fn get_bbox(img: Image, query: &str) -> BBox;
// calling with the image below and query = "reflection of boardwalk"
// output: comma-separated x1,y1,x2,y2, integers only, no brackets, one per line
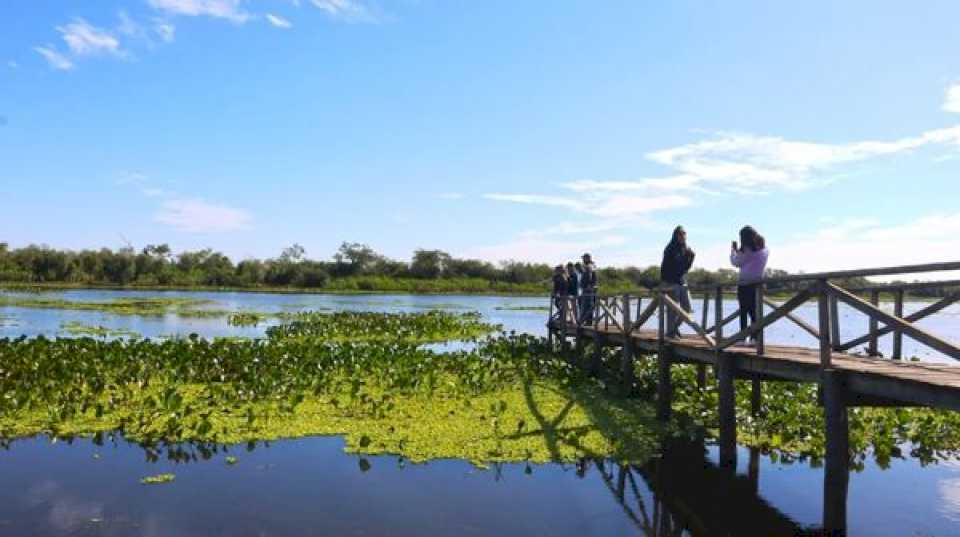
591,438,805,536
549,261,960,535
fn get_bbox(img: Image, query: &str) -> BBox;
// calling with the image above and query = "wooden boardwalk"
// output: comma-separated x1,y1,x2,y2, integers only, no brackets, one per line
561,324,960,411
547,261,960,535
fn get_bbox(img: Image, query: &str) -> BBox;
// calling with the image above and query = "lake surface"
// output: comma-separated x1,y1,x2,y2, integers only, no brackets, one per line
1,289,959,536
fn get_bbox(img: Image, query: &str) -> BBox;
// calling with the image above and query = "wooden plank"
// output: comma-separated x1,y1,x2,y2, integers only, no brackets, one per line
839,291,959,350
893,289,904,360
763,298,820,339
868,290,879,356
706,309,741,334
755,286,765,355
818,282,832,369
715,287,724,341
719,287,814,350
829,293,840,351
829,282,960,362
632,296,660,331
701,293,709,333
661,293,716,348
621,294,635,391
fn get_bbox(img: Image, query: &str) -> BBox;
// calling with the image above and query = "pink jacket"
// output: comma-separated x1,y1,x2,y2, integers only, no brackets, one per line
731,248,769,284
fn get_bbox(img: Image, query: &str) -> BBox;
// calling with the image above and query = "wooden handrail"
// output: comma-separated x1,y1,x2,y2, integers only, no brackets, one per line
718,286,815,350
836,291,960,352
827,283,960,361
548,262,960,365
661,293,716,347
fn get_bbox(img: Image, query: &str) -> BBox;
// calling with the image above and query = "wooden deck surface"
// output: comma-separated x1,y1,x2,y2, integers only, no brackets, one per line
557,322,960,411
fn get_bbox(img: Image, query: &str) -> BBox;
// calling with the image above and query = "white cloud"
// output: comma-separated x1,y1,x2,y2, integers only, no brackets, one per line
484,192,692,218
34,46,74,70
7,60,18,69
117,11,142,38
155,198,252,233
484,194,584,211
461,235,628,264
310,0,376,22
945,83,960,114
643,127,960,194
266,14,293,28
153,20,177,42
148,0,251,23
681,213,960,280
56,18,124,57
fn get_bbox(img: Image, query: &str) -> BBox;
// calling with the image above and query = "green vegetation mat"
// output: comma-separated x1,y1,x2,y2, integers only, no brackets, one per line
0,310,957,469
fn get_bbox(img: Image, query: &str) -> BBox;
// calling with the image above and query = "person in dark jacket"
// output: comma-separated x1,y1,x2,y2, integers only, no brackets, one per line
580,253,598,324
564,262,580,323
660,226,695,338
551,265,568,320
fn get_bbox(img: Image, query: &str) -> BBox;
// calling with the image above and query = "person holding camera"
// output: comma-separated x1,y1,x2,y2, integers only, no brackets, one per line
730,226,769,345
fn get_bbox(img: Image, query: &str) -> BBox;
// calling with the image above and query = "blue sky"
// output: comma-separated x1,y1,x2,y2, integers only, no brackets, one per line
3,0,960,273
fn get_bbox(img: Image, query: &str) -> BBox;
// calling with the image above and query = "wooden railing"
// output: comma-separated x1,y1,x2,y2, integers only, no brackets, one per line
548,261,960,366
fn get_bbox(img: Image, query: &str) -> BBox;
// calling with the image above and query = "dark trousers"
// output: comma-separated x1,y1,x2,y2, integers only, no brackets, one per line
738,284,760,336
580,294,595,324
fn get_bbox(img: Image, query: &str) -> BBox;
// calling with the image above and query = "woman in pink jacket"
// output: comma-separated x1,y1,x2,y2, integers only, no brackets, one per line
730,226,769,345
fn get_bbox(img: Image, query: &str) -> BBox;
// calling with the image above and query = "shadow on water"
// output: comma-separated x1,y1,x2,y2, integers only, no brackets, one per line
514,378,825,536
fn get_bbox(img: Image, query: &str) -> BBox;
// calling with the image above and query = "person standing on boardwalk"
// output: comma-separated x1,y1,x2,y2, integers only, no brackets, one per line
565,262,580,323
580,253,598,324
731,226,769,345
661,226,695,338
551,265,568,321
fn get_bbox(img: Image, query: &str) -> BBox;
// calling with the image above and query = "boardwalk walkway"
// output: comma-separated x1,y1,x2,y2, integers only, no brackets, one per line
546,261,960,535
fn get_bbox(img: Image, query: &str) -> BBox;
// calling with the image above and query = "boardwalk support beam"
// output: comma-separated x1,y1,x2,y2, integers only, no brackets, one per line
822,369,849,534
657,345,674,421
717,354,737,469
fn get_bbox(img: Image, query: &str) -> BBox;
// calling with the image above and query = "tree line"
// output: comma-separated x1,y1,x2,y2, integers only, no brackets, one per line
0,241,909,295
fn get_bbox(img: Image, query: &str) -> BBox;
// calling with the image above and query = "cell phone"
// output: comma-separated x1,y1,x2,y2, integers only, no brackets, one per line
732,241,738,249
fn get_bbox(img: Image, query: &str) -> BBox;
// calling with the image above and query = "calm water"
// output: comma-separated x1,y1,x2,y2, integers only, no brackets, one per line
1,289,959,536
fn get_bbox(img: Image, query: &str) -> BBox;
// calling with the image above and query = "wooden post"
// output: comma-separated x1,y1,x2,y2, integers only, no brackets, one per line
755,285,764,355
818,280,833,369
717,353,737,469
701,292,709,331
621,294,635,392
575,325,585,368
748,447,760,494
715,286,724,343
658,289,666,343
751,376,762,416
697,294,707,399
657,345,673,420
893,289,904,360
868,290,880,356
822,369,850,535
591,334,603,376
830,293,841,351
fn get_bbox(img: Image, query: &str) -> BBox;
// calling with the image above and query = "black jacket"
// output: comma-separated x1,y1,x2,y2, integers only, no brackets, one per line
660,241,695,285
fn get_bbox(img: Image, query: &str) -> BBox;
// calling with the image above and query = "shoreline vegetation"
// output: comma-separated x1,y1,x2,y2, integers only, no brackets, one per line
5,241,952,299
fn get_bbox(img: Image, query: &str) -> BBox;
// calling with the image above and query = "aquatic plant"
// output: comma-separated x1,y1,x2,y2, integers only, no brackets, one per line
227,312,268,327
265,311,499,343
0,296,214,316
140,473,175,485
0,311,958,468
60,321,139,339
